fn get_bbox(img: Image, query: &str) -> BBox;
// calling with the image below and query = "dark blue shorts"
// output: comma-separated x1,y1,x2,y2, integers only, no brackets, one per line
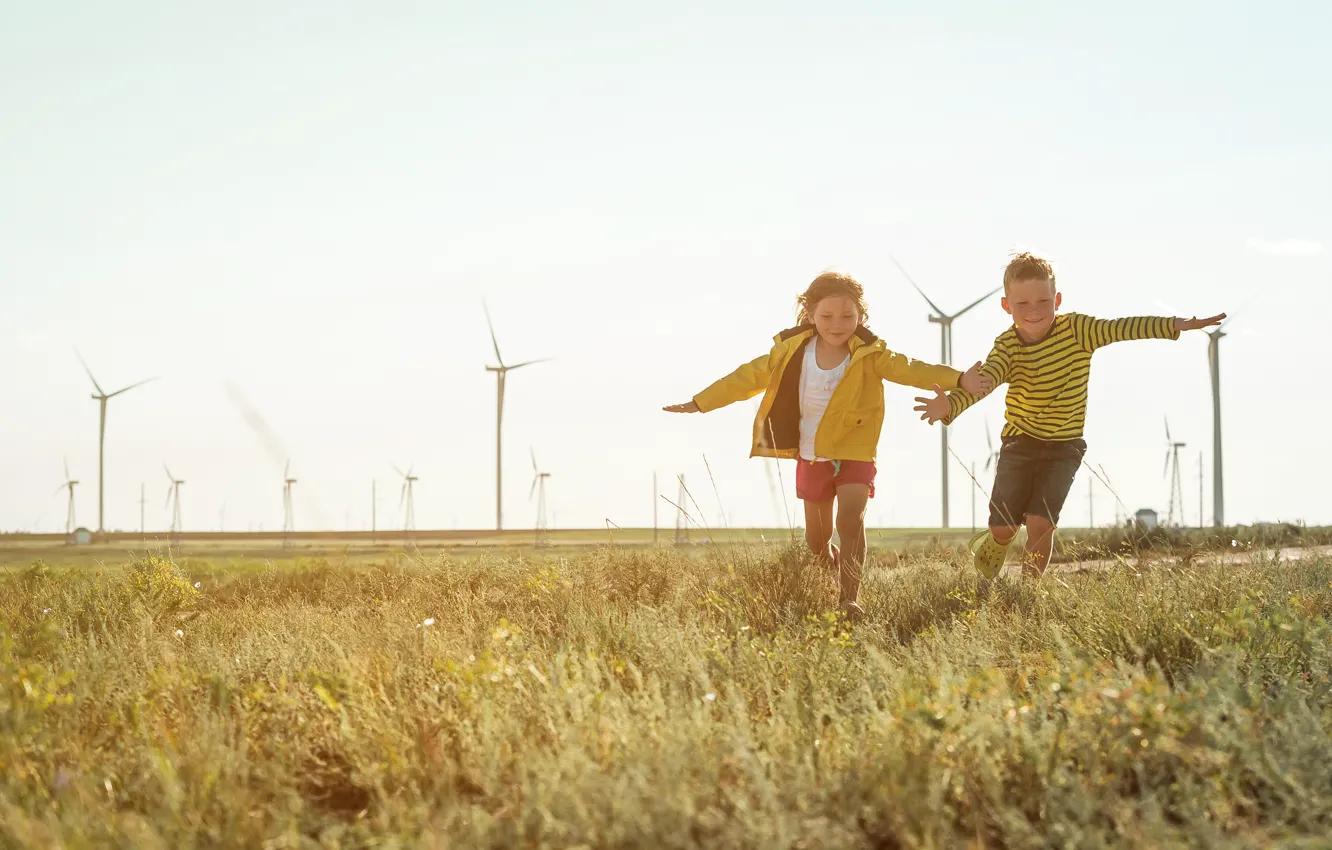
989,435,1086,528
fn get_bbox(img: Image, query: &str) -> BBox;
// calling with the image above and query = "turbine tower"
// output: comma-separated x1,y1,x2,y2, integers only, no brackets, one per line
1206,323,1225,527
77,352,155,533
483,301,550,531
282,460,297,547
395,466,417,535
164,464,184,538
529,449,552,548
890,256,1000,528
57,459,78,535
1162,419,1186,527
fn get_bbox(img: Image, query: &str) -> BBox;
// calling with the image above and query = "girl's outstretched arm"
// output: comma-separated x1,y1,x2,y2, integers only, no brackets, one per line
669,352,773,415
873,348,963,391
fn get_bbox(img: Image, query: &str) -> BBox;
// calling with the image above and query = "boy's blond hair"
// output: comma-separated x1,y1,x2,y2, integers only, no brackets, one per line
1003,252,1056,293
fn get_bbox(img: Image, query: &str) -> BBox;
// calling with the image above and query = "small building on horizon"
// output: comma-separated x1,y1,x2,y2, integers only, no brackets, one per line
1133,509,1159,531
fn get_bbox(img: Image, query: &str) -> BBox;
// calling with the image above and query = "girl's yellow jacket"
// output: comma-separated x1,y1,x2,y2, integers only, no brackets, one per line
692,325,962,462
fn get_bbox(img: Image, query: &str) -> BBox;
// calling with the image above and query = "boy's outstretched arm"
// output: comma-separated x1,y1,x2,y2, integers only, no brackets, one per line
1069,312,1225,350
664,352,772,414
914,347,1009,425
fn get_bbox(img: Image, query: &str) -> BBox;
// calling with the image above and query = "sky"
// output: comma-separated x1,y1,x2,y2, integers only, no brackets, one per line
2,0,1329,534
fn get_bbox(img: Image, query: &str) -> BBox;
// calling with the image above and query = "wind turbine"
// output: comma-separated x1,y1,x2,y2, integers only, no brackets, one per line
1206,321,1226,527
282,460,297,547
164,464,184,537
56,459,78,535
77,352,155,533
1162,419,1186,527
483,301,550,531
890,256,1001,528
529,449,551,547
395,466,417,534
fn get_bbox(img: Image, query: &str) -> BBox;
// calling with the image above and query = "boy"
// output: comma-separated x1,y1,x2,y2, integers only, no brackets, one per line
912,252,1224,577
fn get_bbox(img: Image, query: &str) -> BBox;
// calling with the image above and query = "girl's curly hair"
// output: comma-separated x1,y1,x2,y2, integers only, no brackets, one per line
795,272,869,325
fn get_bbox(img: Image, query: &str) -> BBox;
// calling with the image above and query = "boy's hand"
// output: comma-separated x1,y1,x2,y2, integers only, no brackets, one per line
1176,313,1226,332
663,401,700,413
959,361,993,396
913,385,950,425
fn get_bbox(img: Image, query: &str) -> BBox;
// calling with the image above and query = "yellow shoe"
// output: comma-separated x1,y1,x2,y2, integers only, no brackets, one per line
969,531,1009,580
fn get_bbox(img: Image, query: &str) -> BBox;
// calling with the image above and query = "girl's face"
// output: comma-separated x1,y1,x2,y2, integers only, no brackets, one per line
811,295,861,346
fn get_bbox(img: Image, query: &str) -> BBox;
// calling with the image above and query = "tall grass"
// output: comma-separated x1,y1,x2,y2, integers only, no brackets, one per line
3,545,1331,848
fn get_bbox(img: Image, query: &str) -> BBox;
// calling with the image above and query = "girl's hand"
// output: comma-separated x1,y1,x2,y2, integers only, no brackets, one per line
913,385,950,425
1176,313,1226,332
959,361,993,396
663,401,700,413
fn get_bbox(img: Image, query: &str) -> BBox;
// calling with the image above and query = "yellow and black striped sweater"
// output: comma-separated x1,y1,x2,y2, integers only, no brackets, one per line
944,313,1179,441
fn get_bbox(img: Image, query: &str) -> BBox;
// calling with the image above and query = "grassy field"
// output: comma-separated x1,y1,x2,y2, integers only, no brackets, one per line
3,544,1332,848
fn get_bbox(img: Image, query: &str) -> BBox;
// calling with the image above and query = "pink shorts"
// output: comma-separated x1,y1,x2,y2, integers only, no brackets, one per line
795,459,877,502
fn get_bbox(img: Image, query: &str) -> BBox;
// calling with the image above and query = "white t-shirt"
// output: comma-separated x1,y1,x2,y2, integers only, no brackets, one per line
799,340,849,461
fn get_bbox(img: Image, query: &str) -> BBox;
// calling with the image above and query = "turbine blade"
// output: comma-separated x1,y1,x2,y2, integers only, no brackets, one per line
951,286,1003,319
284,459,290,480
64,456,70,481
393,465,406,479
399,482,406,507
75,349,106,396
530,476,538,500
985,424,994,454
222,380,290,469
164,463,173,481
107,377,157,398
1164,417,1171,443
482,300,505,367
1162,451,1171,479
531,447,538,473
888,254,946,317
506,357,552,371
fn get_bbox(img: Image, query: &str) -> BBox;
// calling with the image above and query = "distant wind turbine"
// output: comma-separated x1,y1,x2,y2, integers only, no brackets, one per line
483,301,550,531
77,351,155,533
56,458,78,535
164,464,185,537
890,256,1000,528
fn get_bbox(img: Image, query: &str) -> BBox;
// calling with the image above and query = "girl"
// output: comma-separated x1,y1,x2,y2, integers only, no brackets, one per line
664,272,992,619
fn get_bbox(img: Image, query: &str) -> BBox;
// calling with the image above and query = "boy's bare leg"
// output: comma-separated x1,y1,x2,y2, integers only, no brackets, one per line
990,525,1021,547
1021,514,1056,576
803,499,835,570
834,484,870,606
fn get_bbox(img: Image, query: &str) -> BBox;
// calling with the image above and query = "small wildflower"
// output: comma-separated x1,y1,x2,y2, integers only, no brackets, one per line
175,629,184,638
704,692,716,702
1101,688,1120,699
43,608,51,615
194,582,201,589
417,617,435,628
1020,706,1030,715
1050,683,1061,693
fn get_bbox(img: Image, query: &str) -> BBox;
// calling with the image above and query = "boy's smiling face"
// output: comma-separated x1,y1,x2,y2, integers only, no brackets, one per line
1002,275,1062,342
